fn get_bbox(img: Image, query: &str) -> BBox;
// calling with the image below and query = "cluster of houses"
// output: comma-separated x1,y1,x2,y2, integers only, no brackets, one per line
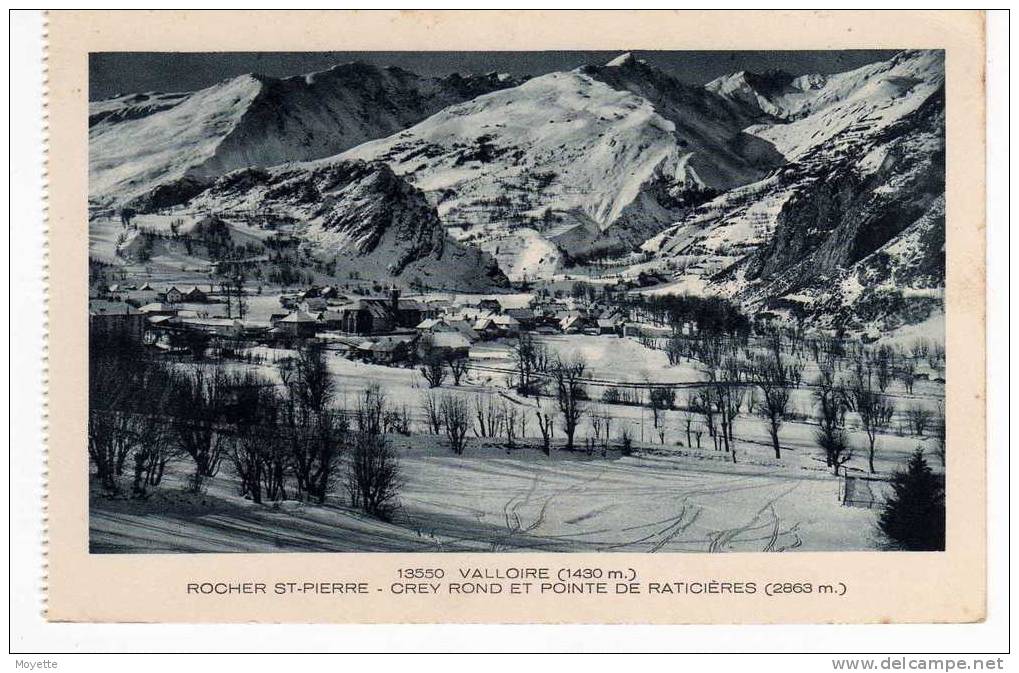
90,281,644,366
89,299,261,343
275,287,427,337
97,281,212,305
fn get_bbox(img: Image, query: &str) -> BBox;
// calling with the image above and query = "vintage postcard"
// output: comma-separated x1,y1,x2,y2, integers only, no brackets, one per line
45,10,986,623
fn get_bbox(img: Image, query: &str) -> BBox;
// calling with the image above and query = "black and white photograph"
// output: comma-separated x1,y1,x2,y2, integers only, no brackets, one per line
87,48,948,555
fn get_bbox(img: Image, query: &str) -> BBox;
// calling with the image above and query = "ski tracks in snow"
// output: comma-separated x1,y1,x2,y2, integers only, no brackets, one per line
706,481,803,552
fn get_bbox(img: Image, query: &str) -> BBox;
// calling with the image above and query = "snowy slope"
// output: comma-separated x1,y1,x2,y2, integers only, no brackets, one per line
340,55,776,279
709,50,945,160
646,50,945,332
89,90,191,128
184,160,509,291
89,63,519,207
706,70,802,119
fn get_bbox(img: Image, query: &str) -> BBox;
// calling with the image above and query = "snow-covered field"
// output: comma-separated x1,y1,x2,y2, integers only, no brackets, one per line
90,334,943,554
87,48,947,555
91,437,883,554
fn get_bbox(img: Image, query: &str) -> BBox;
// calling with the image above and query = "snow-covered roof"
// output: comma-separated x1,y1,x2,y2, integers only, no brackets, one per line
138,302,176,313
359,336,412,352
397,299,425,311
280,310,317,323
180,318,241,328
428,332,471,350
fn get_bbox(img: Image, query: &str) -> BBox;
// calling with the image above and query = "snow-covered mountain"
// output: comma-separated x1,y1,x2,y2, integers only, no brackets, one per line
183,160,509,291
89,90,191,128
339,54,781,280
646,50,945,332
89,50,946,331
707,50,944,159
89,63,519,207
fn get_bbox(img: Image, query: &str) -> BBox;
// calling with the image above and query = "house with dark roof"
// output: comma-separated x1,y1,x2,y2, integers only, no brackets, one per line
477,298,503,313
395,297,428,328
89,300,147,340
328,290,424,335
504,307,536,328
300,297,328,313
163,286,184,304
331,299,394,335
183,286,209,303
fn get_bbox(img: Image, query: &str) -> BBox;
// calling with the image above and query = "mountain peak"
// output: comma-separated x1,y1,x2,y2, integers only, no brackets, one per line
605,52,643,68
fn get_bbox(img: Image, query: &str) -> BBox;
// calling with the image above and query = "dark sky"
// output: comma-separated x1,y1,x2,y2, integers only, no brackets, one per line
89,50,901,100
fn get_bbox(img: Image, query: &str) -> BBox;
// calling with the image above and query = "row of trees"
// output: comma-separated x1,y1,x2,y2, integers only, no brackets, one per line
418,352,591,456
411,331,941,473
624,293,752,337
419,350,469,388
89,332,404,520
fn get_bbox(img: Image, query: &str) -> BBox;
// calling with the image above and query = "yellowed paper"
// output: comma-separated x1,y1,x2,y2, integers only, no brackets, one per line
48,10,985,623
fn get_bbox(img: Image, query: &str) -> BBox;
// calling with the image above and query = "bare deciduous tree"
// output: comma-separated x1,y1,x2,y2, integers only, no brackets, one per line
346,386,402,520
448,356,469,386
503,402,520,448
534,397,556,456
618,425,634,456
421,391,443,435
552,355,587,451
848,373,895,473
907,405,933,437
899,360,916,394
279,344,344,503
440,393,471,455
755,353,791,459
647,386,675,429
473,394,505,438
171,368,227,491
509,333,550,396
815,425,853,476
814,365,847,469
419,352,447,388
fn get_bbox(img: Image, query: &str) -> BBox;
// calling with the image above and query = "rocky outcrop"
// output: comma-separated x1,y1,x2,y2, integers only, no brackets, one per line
191,159,510,291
